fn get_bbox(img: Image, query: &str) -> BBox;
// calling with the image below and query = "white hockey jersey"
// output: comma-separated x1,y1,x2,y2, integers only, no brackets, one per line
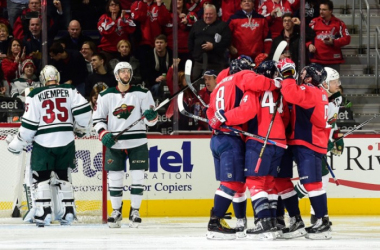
327,91,343,140
20,84,92,147
93,86,157,149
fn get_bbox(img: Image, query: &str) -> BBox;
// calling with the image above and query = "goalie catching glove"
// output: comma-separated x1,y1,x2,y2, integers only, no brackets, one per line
8,133,28,154
209,110,227,130
73,122,90,138
99,129,116,148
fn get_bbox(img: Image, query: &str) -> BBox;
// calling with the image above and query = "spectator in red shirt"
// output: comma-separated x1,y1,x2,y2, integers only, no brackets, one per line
307,0,350,72
229,0,272,60
97,0,136,60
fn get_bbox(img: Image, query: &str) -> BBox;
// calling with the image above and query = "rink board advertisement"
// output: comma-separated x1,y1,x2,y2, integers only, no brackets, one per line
1,134,380,216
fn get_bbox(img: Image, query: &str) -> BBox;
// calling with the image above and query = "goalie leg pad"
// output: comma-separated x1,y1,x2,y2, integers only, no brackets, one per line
108,171,124,209
51,178,76,225
34,180,52,227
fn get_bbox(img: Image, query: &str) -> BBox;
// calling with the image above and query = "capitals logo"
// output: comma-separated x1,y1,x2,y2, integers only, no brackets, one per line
113,104,134,119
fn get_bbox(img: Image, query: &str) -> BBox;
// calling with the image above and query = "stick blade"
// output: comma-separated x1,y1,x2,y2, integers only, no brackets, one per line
185,60,192,84
177,92,185,113
273,40,287,62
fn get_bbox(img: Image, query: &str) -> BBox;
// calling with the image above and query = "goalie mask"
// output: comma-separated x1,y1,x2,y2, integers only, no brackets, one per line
39,65,60,86
301,63,327,87
114,62,133,85
255,60,279,79
229,55,255,75
322,67,341,94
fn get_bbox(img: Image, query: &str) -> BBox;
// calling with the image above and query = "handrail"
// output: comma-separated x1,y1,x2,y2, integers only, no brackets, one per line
351,0,356,33
376,26,380,93
359,0,371,73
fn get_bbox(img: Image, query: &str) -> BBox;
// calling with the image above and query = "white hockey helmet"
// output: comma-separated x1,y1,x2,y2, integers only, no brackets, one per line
39,65,60,86
114,62,133,85
323,67,341,94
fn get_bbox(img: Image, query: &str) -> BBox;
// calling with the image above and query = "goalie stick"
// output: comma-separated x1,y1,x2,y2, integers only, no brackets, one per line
322,156,340,186
184,60,209,108
254,41,287,172
113,76,203,141
177,92,287,149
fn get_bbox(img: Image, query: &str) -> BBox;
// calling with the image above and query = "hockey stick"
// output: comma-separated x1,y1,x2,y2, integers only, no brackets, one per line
273,40,288,62
254,41,287,172
335,113,379,142
254,95,282,173
177,92,287,149
322,156,340,186
184,59,209,107
113,77,203,141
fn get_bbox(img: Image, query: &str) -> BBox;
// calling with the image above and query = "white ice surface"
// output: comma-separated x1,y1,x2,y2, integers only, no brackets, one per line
1,216,380,249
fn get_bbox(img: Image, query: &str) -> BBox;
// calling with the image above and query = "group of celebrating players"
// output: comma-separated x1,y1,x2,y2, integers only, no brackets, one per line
6,51,343,240
205,55,343,240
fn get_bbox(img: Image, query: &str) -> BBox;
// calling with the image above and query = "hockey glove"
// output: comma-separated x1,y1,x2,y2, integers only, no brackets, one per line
99,130,116,148
327,140,334,152
331,139,344,156
209,109,226,130
277,58,296,79
7,133,28,154
143,108,158,122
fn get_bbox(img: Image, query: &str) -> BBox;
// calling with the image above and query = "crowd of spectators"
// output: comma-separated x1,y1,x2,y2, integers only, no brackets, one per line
0,0,351,132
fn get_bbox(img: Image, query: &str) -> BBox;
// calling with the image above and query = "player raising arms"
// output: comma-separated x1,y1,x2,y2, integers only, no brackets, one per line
93,62,158,228
8,65,92,227
277,60,332,240
206,55,280,239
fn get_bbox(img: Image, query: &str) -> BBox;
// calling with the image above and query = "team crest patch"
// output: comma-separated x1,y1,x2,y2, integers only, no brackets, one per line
113,104,135,119
107,159,114,165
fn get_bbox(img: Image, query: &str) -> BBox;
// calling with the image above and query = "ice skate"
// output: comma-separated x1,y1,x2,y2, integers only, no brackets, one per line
60,206,75,226
305,217,332,240
272,216,286,238
35,207,52,227
246,218,276,240
129,207,142,228
235,217,247,238
108,207,122,228
311,214,332,226
281,215,307,239
206,208,236,240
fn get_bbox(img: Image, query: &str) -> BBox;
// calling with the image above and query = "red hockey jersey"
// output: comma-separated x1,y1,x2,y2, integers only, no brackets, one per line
281,78,330,154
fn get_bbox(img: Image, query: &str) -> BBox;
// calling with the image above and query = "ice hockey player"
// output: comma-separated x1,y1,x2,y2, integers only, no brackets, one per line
277,60,332,240
294,67,343,224
92,62,158,228
7,65,92,227
206,55,280,239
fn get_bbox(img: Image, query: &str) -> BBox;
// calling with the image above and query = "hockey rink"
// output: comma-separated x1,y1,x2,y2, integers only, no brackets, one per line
1,216,380,249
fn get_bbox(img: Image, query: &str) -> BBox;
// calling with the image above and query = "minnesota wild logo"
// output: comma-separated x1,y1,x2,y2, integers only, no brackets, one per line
113,104,135,119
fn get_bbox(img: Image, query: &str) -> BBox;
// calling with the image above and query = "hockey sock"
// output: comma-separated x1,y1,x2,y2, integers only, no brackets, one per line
213,185,235,218
268,193,278,218
130,170,145,209
276,196,285,217
108,171,123,209
232,192,247,219
280,191,300,217
309,193,328,219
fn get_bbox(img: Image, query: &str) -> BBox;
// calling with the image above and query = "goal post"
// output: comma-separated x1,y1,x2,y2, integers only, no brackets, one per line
0,123,108,223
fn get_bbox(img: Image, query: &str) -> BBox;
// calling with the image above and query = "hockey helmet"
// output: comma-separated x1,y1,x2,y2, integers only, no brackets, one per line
255,60,279,79
229,55,255,75
322,67,341,94
301,63,327,86
39,65,60,86
114,62,133,85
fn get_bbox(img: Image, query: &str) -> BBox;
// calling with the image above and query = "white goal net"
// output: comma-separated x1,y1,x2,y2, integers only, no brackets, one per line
0,124,107,223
